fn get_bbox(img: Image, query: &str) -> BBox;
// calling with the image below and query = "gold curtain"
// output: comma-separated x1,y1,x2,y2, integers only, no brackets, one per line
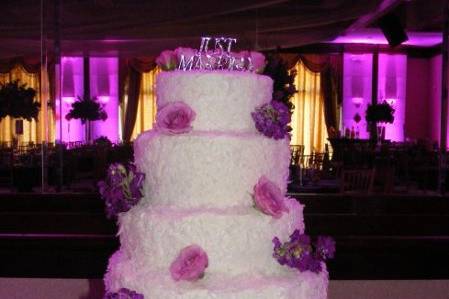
290,61,328,155
0,65,45,144
128,68,159,140
40,65,55,143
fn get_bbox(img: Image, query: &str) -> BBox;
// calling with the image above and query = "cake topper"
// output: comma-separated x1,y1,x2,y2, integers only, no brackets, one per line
178,36,255,72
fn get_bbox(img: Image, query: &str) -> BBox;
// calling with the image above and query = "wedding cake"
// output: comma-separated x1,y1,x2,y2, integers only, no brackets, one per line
103,40,332,299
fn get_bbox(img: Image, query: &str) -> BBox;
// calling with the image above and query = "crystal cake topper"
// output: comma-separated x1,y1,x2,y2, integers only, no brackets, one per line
156,37,266,73
177,37,254,72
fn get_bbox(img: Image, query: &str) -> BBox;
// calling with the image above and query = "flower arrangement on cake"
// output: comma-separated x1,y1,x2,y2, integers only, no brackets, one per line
273,230,335,273
155,101,196,134
104,288,144,299
251,101,291,140
170,245,209,281
98,163,145,219
252,175,289,218
263,53,297,114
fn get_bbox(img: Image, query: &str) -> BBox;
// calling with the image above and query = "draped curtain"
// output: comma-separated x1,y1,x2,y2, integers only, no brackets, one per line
130,68,159,140
291,61,327,155
281,53,342,154
119,57,157,142
0,65,40,144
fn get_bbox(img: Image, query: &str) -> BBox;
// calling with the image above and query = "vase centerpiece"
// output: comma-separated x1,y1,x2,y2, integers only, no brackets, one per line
65,95,108,143
365,101,394,143
0,80,40,140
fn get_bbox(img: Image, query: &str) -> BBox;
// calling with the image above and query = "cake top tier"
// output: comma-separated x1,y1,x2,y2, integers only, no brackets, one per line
156,70,273,132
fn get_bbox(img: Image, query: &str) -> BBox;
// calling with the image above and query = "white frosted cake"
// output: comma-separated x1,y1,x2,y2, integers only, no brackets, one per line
104,70,329,298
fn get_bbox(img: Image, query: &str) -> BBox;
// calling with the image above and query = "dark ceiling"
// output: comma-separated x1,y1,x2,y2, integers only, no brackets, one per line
0,0,445,58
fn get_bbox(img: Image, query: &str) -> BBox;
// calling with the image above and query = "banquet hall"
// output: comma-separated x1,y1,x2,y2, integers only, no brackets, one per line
0,0,448,298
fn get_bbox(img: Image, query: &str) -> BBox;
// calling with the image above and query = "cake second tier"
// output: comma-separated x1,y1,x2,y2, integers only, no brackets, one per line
134,130,291,208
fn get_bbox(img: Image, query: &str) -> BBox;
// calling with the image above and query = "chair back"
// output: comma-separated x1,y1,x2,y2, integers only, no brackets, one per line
340,168,375,193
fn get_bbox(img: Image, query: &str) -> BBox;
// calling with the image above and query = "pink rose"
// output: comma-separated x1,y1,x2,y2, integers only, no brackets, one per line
156,50,177,71
174,47,197,60
155,101,196,134
174,47,197,69
253,176,289,218
170,245,209,282
249,51,266,73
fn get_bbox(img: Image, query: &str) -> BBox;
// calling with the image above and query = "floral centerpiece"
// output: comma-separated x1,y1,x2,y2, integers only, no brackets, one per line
94,136,113,147
0,80,40,121
365,102,394,123
365,102,394,141
98,163,145,219
66,95,107,143
65,95,107,123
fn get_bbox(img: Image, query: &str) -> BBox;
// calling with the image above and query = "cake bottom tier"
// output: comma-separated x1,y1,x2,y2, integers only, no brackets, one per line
105,251,328,299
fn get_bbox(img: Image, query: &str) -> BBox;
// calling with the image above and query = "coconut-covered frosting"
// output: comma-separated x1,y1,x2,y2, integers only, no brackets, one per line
133,130,290,208
105,70,328,299
156,71,272,133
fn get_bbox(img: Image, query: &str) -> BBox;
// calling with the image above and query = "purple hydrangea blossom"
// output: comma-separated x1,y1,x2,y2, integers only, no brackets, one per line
272,229,335,273
104,288,144,299
316,236,336,260
98,163,145,219
251,101,291,140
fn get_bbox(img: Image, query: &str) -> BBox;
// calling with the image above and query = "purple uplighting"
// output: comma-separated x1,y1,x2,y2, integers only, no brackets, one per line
56,57,119,144
56,57,85,143
332,29,442,47
378,54,407,141
343,53,373,139
351,97,364,107
90,57,119,143
98,95,110,104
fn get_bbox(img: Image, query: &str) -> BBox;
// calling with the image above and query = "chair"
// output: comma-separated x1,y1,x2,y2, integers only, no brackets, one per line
290,145,304,166
0,148,14,190
340,168,375,193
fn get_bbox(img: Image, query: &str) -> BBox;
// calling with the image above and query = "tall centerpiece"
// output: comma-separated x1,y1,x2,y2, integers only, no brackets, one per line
365,101,394,142
65,95,107,143
0,80,40,142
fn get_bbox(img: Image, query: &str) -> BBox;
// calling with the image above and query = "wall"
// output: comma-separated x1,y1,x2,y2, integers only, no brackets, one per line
405,57,431,141
89,57,119,143
55,57,85,143
342,53,373,139
430,54,442,145
377,54,407,141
